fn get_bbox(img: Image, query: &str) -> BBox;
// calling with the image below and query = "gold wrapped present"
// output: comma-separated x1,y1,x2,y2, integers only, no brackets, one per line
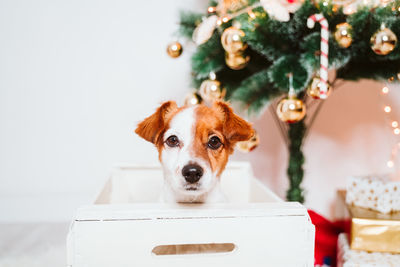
336,190,400,254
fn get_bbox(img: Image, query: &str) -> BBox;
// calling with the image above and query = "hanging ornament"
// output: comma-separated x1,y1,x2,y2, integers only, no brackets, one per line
217,0,249,15
192,15,219,45
307,76,332,99
221,26,247,54
307,13,330,99
370,24,398,55
334,22,353,48
221,25,250,69
276,74,306,123
225,52,250,70
276,96,306,123
166,41,183,58
236,130,260,152
184,91,202,106
199,73,226,103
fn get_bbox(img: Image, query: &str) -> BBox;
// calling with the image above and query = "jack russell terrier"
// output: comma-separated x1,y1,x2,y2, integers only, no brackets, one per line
135,101,254,203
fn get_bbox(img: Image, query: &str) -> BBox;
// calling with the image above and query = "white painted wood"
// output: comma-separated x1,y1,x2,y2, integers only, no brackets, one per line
68,162,315,267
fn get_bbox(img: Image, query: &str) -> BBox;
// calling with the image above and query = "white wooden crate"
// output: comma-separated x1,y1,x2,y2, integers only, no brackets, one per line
67,162,315,267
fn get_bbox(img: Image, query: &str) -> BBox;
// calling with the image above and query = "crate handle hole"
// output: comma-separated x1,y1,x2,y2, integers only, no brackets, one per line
152,243,236,256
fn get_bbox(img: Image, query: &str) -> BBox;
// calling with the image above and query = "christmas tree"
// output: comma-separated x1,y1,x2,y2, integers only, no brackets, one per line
169,0,400,202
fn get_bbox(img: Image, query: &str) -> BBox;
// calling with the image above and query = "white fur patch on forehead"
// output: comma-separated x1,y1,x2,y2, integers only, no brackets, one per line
164,106,196,145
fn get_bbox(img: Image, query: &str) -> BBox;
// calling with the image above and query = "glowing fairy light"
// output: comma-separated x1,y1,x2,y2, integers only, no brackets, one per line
248,9,256,19
384,106,392,113
382,86,389,94
207,6,216,13
392,121,399,128
387,160,394,168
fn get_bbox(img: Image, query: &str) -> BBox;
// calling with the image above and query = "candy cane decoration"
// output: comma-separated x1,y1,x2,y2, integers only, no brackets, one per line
307,13,329,99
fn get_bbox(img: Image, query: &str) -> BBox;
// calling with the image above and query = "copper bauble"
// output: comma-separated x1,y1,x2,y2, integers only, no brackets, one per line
276,96,306,123
370,26,397,55
218,0,249,13
166,42,183,58
221,26,247,54
199,79,226,102
334,22,353,48
225,52,250,70
184,91,202,106
307,77,332,99
236,131,260,152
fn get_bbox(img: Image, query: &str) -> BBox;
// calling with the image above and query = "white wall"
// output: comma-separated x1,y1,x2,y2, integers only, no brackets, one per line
1,0,399,222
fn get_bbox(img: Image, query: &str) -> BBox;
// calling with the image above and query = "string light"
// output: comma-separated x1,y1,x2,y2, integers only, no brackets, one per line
207,6,217,13
248,9,256,19
381,84,399,170
387,160,394,168
382,86,389,94
222,16,229,23
217,15,230,25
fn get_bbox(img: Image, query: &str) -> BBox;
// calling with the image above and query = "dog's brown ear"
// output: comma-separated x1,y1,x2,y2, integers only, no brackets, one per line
135,101,178,144
213,101,254,144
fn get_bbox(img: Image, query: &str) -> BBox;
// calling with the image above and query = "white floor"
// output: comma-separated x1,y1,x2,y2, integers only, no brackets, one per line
0,223,68,267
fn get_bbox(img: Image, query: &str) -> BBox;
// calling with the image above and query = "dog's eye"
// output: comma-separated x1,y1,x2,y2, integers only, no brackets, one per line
166,135,180,147
208,136,222,150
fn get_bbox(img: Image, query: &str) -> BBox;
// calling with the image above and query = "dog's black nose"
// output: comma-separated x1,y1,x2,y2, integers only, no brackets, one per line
182,164,203,183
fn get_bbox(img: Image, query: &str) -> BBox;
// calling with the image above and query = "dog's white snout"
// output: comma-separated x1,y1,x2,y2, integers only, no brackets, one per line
181,163,203,184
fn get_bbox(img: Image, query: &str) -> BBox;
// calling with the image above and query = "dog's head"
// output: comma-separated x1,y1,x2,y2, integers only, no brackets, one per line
135,101,254,202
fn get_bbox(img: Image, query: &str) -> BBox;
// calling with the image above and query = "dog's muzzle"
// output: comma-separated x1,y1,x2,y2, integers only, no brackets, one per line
181,164,203,184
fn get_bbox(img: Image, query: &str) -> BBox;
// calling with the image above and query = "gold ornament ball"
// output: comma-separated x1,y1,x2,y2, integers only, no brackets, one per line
370,27,397,55
307,77,332,99
236,131,260,153
334,22,353,48
225,52,250,70
219,0,249,13
221,26,247,54
184,91,202,106
167,42,183,58
276,97,306,123
199,79,226,102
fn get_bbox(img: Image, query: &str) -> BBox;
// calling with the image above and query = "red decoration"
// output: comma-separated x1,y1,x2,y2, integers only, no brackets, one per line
307,210,349,267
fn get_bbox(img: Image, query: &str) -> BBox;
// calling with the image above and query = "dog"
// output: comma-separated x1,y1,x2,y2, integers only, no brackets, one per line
135,101,254,203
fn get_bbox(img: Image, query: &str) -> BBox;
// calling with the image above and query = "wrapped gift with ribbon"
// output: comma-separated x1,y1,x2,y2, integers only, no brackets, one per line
336,190,400,254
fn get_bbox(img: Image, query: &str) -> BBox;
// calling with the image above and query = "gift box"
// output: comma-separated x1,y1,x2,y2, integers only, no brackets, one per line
337,233,400,267
336,190,400,254
67,162,315,267
345,175,400,214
